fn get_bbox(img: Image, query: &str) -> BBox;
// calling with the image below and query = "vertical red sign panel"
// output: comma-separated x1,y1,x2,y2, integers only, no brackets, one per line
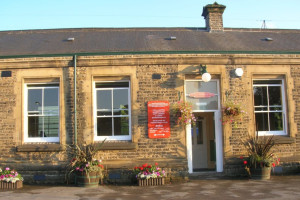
148,101,170,139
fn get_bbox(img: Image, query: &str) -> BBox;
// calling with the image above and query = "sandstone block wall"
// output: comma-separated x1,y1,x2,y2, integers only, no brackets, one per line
0,54,300,184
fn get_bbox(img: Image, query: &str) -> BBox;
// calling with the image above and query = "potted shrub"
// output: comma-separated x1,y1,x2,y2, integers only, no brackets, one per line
0,167,23,189
240,134,280,180
66,141,105,187
133,163,166,186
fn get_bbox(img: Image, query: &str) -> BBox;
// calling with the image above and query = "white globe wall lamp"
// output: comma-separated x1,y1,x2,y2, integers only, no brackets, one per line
200,65,211,82
235,68,244,77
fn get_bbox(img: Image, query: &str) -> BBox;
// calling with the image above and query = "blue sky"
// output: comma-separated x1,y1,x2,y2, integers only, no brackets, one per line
1,0,300,31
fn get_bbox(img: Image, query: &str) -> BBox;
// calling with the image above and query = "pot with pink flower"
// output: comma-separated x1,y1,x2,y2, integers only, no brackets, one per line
66,142,105,187
133,163,166,186
0,167,23,189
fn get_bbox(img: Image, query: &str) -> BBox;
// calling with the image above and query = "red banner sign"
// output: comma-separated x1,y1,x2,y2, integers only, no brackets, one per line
188,92,215,99
148,101,170,139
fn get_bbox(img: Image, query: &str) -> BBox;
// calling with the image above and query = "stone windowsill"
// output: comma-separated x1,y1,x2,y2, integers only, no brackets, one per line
16,142,138,152
272,136,295,144
16,144,64,152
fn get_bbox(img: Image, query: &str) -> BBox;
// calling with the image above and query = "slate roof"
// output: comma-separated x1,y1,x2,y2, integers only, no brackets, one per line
1,27,300,57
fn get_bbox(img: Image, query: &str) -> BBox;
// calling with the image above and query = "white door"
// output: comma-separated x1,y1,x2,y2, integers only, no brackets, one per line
191,118,207,170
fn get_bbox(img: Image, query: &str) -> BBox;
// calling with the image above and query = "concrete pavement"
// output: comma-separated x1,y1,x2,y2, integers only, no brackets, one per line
1,175,300,200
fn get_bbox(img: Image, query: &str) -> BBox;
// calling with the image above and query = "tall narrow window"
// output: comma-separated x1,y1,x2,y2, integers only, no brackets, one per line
25,84,60,142
94,81,131,140
253,79,287,135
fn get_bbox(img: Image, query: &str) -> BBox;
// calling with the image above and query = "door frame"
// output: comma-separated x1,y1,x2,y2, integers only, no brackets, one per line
185,79,223,173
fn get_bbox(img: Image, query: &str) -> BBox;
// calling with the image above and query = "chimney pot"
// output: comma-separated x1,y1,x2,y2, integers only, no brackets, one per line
202,2,226,32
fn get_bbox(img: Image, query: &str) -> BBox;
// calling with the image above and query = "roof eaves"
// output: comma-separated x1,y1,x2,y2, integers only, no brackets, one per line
0,50,300,59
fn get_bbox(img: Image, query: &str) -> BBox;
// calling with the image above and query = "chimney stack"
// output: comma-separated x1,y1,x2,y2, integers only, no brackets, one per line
202,2,226,32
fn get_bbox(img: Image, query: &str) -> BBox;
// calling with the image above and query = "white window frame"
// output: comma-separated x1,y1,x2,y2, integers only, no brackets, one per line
253,79,287,136
24,83,60,143
93,81,131,141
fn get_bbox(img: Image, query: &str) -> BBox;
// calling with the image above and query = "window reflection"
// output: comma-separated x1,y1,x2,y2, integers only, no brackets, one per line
185,80,219,111
27,85,59,139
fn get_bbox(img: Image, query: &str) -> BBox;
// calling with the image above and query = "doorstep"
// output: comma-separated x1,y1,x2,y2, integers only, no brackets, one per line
188,171,227,180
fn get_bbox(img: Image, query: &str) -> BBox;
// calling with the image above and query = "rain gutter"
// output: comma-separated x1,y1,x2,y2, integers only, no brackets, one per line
0,50,300,59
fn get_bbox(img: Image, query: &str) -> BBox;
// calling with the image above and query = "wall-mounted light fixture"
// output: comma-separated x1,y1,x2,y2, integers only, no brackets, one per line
200,65,211,82
235,68,244,77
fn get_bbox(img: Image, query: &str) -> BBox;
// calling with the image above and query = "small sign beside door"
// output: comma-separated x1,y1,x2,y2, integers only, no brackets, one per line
148,101,170,139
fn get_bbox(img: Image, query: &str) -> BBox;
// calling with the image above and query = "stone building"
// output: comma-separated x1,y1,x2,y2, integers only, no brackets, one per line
0,3,300,183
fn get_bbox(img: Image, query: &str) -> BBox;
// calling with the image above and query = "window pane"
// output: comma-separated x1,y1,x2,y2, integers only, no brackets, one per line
255,107,268,111
97,110,112,116
270,106,282,111
114,117,129,136
197,121,203,144
185,81,218,110
97,117,112,136
113,110,129,115
113,89,128,109
96,82,129,88
28,89,42,113
186,81,218,94
44,116,59,137
44,88,59,115
187,96,218,110
253,80,281,84
28,116,43,137
97,90,112,110
269,112,283,131
253,86,267,106
268,86,282,106
255,113,269,131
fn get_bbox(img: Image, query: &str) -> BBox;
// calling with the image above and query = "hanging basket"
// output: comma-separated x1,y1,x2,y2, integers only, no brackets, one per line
138,177,165,186
0,181,23,189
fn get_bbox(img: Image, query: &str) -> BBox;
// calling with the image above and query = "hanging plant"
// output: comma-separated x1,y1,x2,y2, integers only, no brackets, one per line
173,101,196,126
222,100,246,128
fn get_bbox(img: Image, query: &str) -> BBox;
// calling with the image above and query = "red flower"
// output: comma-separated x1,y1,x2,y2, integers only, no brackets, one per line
147,165,152,168
155,162,158,166
142,163,148,168
98,164,104,169
243,160,247,165
140,167,144,171
134,167,138,170
272,163,276,167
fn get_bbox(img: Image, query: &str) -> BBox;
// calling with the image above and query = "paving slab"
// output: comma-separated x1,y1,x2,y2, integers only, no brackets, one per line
0,175,300,200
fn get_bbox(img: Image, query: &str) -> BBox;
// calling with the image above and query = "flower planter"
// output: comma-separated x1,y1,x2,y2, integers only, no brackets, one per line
75,171,101,187
138,177,165,186
0,181,23,189
250,167,271,180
